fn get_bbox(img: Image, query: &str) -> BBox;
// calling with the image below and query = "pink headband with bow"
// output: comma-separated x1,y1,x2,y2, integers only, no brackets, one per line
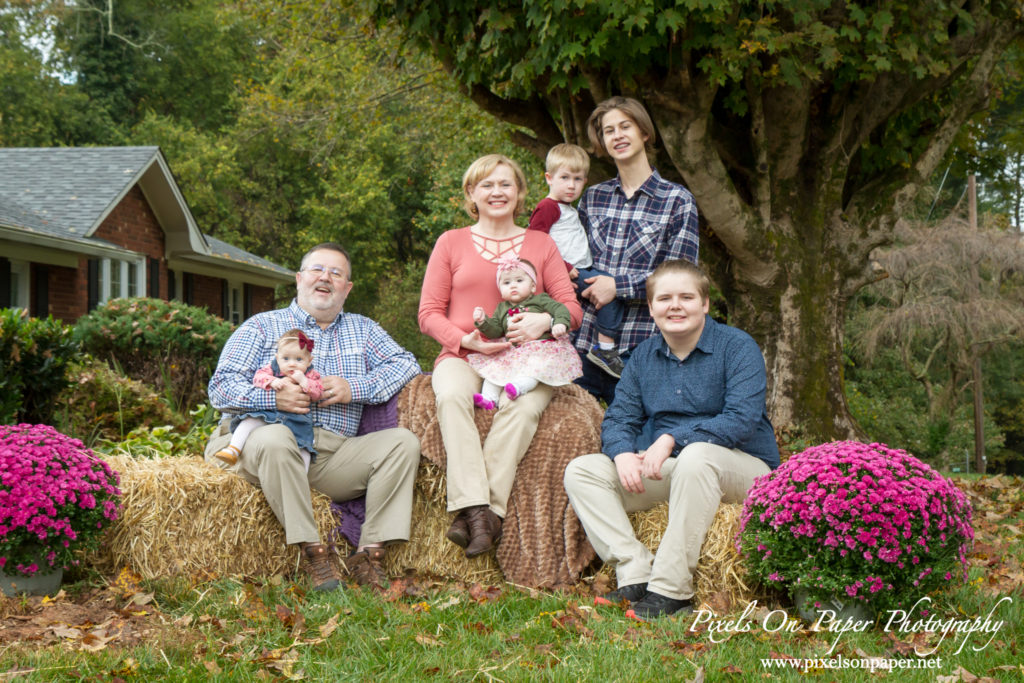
495,256,536,287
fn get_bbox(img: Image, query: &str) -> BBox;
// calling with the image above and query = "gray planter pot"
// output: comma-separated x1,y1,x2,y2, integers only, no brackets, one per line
793,588,874,623
0,556,64,597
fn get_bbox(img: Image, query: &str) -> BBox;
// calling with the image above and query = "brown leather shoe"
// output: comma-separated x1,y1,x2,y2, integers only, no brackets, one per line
464,505,503,558
301,543,340,591
446,510,470,548
345,547,389,590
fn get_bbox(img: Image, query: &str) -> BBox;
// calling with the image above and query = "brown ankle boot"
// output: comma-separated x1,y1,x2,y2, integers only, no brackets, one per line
301,543,341,591
464,505,503,558
446,510,470,548
345,547,389,590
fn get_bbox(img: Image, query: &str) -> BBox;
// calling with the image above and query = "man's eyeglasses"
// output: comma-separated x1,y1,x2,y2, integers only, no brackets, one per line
302,264,347,280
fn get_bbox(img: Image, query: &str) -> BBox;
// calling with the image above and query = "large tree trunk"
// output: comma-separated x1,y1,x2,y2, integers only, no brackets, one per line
727,249,861,439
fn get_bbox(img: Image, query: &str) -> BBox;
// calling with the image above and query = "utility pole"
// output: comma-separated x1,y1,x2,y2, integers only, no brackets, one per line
968,174,986,474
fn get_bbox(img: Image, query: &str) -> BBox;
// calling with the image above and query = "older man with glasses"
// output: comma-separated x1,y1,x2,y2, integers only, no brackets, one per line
206,242,421,592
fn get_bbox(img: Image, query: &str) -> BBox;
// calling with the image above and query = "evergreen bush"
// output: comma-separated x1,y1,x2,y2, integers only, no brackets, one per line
73,298,233,411
0,309,80,425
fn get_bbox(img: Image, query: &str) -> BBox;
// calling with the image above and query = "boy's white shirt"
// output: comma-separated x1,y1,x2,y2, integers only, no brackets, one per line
544,199,594,269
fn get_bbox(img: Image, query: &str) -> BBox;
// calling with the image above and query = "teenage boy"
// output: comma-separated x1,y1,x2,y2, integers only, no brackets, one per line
564,260,780,621
529,143,625,375
575,97,699,398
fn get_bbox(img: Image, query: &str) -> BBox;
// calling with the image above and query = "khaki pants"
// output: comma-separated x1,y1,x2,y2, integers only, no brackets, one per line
564,443,770,600
432,357,553,516
205,423,419,547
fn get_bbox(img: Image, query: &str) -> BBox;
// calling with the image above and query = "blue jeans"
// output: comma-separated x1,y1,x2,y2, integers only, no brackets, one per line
576,266,624,340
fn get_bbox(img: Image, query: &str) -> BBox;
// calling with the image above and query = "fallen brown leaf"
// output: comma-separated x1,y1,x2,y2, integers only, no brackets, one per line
415,633,443,647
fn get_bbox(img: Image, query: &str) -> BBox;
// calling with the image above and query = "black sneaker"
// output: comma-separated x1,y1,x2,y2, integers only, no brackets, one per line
587,347,625,378
594,582,648,607
626,591,694,621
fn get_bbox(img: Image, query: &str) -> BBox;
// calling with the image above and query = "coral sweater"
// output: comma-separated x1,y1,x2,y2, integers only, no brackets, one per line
419,227,583,365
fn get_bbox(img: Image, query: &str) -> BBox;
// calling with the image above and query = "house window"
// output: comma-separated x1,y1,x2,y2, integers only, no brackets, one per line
5,259,30,310
97,257,144,304
224,281,242,325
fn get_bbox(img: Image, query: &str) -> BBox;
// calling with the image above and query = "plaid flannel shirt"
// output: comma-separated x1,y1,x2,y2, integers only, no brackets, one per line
208,300,420,437
575,169,699,353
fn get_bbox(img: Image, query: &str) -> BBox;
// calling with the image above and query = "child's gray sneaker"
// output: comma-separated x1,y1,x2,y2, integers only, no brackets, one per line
587,347,625,379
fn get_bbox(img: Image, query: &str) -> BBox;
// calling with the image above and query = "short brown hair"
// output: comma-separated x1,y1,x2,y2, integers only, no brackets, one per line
646,260,710,303
545,143,590,176
300,242,351,278
462,154,528,219
586,96,656,158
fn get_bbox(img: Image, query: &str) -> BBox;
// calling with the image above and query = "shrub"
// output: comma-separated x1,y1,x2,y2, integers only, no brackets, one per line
73,298,234,411
738,441,974,614
93,403,220,459
0,424,120,576
0,309,80,425
52,357,183,445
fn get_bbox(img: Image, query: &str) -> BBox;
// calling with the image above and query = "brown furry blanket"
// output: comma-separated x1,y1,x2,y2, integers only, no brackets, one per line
397,374,602,588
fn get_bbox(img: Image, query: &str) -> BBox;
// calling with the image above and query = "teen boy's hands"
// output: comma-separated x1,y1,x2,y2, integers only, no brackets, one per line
641,433,675,480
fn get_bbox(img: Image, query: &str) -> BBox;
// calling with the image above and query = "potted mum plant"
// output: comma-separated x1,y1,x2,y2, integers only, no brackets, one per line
0,424,121,595
738,441,973,619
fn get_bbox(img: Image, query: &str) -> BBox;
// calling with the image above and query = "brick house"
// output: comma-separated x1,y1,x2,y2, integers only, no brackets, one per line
0,146,293,324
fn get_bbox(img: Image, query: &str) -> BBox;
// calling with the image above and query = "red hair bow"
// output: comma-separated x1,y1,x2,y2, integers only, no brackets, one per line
296,330,314,352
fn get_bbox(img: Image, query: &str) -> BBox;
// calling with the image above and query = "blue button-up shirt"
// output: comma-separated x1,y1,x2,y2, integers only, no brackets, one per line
601,316,780,469
575,169,699,353
208,300,420,437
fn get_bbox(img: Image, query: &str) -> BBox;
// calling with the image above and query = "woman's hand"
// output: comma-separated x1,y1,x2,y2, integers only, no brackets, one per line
461,329,511,355
506,311,552,345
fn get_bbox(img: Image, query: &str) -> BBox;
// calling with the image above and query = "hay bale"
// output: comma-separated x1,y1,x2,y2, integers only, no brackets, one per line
93,454,340,580
396,375,602,587
384,458,502,583
596,503,758,607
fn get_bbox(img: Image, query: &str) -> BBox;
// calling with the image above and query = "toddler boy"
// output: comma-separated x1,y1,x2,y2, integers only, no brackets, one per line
528,143,625,378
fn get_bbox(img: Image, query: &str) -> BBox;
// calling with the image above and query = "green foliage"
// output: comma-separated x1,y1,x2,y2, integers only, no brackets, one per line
51,356,182,447
0,308,80,425
73,298,233,411
93,403,220,459
358,262,440,371
0,7,117,146
52,0,261,133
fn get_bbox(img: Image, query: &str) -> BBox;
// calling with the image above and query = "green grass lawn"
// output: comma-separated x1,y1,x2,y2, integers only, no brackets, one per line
2,476,1021,682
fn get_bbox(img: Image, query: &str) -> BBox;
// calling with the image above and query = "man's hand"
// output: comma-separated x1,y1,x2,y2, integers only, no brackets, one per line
319,376,352,406
641,433,675,480
461,329,512,355
615,452,646,494
506,311,551,345
581,275,617,309
275,381,311,413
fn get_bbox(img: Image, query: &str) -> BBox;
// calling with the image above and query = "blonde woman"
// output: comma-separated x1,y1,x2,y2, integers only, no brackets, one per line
419,154,583,557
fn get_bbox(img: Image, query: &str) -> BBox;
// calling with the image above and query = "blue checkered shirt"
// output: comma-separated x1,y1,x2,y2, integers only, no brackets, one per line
575,169,699,353
208,300,420,437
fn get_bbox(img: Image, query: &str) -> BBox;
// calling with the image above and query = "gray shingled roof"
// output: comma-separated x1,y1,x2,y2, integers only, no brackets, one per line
205,234,293,276
0,147,159,236
0,147,292,281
